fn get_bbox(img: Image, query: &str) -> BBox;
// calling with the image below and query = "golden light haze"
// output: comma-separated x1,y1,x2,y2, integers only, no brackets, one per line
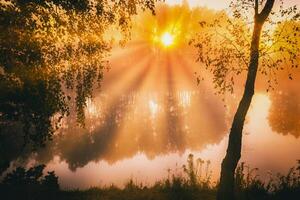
165,0,230,10
5,0,299,190
165,0,300,10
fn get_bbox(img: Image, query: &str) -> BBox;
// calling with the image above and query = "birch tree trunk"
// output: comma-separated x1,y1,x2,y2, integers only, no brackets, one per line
216,1,275,199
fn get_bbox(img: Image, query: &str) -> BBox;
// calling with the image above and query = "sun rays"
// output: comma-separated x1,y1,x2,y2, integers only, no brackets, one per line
79,43,228,164
49,4,231,168
10,0,300,192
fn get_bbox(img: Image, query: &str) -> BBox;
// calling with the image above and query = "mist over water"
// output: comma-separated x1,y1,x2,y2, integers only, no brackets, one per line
36,91,300,189
29,43,300,189
3,2,300,190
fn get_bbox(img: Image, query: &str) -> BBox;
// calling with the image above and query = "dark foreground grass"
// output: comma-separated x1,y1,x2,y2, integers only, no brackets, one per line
58,183,216,200
0,155,299,200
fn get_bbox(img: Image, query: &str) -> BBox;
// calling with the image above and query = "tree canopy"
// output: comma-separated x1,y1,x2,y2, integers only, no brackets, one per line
191,0,300,95
0,0,159,176
0,0,158,148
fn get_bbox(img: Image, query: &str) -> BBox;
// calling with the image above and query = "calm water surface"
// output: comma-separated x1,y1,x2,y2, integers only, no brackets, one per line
31,45,300,189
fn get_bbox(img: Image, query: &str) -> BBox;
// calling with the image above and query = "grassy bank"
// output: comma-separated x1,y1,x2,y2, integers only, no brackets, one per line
0,155,299,200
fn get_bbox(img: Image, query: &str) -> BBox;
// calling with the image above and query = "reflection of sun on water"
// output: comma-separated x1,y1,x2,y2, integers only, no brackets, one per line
86,98,99,118
179,91,191,108
149,99,159,118
248,94,271,125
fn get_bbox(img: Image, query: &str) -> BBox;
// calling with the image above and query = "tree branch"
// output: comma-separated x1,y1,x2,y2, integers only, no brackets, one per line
258,0,276,23
255,0,259,16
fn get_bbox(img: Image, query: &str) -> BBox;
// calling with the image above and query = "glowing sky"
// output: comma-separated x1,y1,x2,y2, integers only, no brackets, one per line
165,0,230,10
165,0,300,10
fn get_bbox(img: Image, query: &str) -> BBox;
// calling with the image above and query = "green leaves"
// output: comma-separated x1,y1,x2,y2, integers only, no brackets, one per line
191,11,250,95
0,0,159,147
192,0,300,94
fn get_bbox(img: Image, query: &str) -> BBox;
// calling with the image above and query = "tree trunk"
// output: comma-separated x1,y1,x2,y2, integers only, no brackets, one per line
216,1,275,199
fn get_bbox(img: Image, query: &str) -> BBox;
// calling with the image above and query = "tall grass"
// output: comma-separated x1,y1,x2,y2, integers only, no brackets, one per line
234,160,300,200
0,155,299,200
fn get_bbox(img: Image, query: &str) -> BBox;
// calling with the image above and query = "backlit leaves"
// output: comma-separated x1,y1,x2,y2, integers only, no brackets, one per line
0,0,158,147
191,0,300,95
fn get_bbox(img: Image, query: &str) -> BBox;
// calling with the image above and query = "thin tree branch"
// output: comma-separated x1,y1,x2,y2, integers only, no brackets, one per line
255,0,259,16
214,28,249,68
258,0,276,22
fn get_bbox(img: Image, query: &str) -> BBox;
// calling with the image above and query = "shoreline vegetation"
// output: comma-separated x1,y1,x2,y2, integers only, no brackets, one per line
0,154,299,200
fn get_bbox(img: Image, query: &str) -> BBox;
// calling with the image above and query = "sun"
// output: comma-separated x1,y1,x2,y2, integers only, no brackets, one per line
160,32,174,47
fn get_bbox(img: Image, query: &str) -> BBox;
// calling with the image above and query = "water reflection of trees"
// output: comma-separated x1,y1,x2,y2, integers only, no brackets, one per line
269,78,300,138
34,90,227,171
6,79,300,172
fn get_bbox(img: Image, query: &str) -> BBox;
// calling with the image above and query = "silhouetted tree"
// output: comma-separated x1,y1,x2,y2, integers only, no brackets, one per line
191,0,300,199
42,171,59,190
0,164,60,199
268,80,300,138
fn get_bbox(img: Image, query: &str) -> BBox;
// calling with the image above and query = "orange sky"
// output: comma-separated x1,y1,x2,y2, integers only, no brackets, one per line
166,0,300,9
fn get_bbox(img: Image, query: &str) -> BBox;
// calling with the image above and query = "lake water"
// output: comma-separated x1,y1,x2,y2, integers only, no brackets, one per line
34,44,300,189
